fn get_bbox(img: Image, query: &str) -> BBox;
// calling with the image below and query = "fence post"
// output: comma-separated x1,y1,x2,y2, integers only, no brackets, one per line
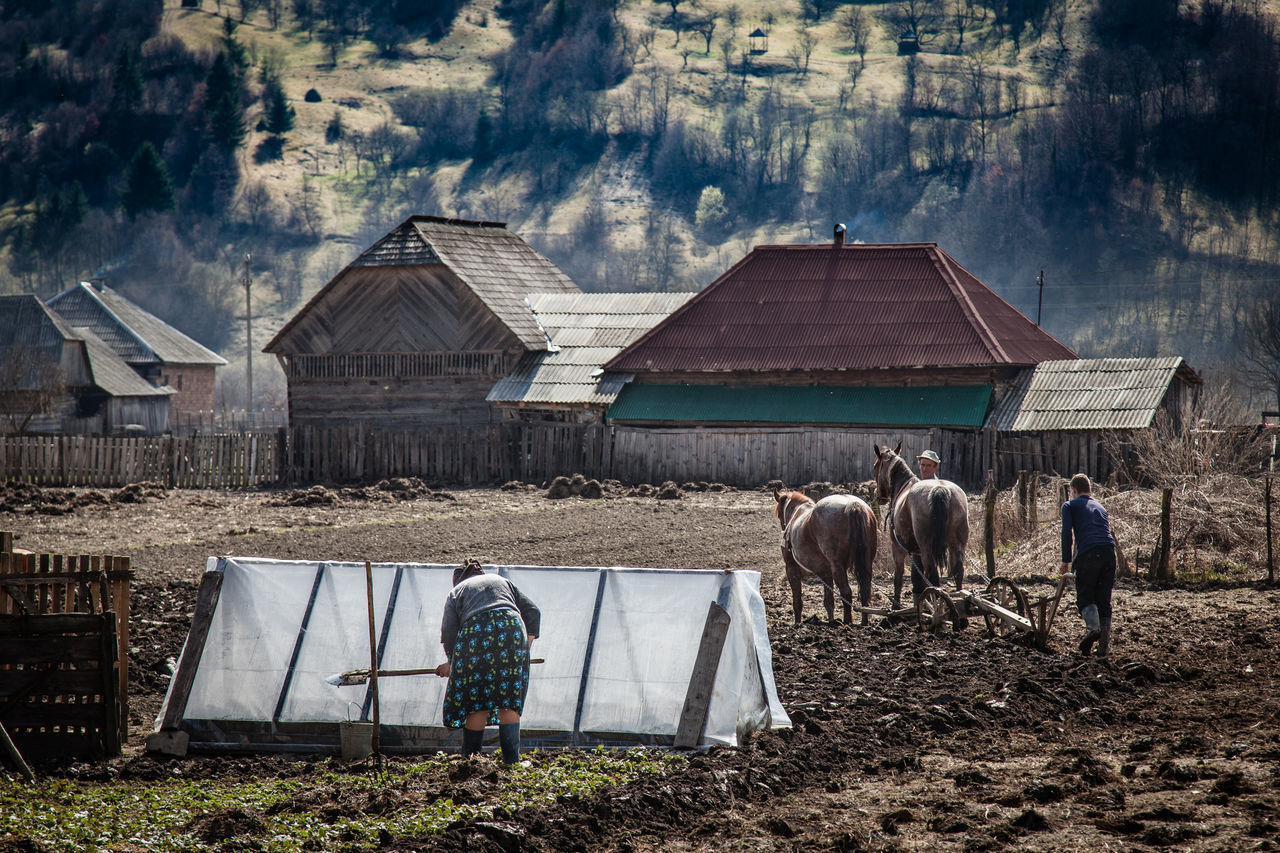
1267,475,1274,584
1016,470,1028,531
1151,487,1173,581
1028,472,1039,529
984,469,996,579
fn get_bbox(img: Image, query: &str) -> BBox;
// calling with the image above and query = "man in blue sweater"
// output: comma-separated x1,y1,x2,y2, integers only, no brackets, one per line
1059,473,1117,656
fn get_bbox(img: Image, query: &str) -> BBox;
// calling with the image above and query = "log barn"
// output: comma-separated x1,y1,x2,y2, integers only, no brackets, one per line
265,216,579,429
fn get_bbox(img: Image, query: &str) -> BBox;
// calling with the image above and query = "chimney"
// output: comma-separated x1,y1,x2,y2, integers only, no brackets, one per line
833,223,846,246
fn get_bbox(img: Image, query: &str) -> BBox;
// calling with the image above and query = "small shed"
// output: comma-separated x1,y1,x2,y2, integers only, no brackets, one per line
487,292,694,423
749,27,769,54
47,281,225,420
265,216,580,429
983,356,1203,483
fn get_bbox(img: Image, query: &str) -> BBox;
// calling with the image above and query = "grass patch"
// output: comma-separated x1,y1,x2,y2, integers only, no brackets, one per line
0,749,680,852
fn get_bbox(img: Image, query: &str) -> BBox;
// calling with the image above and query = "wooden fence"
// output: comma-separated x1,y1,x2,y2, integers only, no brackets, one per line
0,433,283,489
0,424,1154,492
0,538,131,759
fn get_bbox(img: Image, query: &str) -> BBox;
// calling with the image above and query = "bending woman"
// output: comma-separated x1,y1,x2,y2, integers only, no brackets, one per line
435,559,540,763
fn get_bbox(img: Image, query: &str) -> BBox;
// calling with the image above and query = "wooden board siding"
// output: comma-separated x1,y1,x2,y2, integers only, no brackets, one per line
268,266,525,355
286,372,510,429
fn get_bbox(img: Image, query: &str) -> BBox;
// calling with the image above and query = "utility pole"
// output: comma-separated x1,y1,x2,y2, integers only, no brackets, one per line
244,253,253,413
1036,269,1044,327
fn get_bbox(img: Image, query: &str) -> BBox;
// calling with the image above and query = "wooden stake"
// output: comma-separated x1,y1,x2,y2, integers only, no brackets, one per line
1028,472,1039,530
365,560,381,766
1016,470,1028,531
1153,487,1173,581
1266,475,1273,584
674,601,731,749
0,721,34,783
984,470,996,579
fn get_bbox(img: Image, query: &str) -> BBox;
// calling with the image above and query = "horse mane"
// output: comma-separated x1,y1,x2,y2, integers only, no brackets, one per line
773,490,813,518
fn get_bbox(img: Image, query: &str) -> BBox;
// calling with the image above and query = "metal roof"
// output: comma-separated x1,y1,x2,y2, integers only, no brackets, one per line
47,282,226,366
605,242,1076,373
269,216,579,353
607,384,993,427
487,292,693,405
0,295,78,388
74,327,173,398
987,357,1200,431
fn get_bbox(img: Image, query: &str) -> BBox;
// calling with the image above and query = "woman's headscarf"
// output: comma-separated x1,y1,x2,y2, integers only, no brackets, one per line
452,558,485,586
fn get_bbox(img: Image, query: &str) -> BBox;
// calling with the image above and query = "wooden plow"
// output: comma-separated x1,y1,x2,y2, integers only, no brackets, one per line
851,574,1074,648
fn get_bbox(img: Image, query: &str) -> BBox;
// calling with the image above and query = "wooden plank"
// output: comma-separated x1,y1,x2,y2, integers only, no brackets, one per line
674,601,731,750
0,669,105,695
0,636,105,665
159,570,224,731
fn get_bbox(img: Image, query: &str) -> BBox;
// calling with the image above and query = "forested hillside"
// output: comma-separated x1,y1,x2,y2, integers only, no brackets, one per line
1,0,1278,412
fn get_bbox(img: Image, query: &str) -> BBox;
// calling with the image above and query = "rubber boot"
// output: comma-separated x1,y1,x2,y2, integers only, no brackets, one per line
461,727,484,757
1079,604,1101,656
1097,615,1112,657
498,722,520,765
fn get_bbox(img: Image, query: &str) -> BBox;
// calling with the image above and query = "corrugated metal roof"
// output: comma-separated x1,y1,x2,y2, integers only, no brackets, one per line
47,282,226,366
75,327,173,398
267,216,580,353
607,384,993,427
487,292,693,405
605,242,1076,373
988,357,1199,431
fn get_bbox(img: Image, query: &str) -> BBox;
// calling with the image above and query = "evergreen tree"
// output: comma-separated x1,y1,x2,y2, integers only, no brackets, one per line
264,84,295,136
121,142,176,218
204,52,241,113
111,46,144,114
473,109,494,163
207,90,247,153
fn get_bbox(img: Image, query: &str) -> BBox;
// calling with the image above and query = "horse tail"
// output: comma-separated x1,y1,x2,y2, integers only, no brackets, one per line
929,485,950,571
849,503,874,606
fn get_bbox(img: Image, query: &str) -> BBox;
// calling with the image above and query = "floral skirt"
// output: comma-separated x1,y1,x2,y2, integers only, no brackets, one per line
442,608,529,729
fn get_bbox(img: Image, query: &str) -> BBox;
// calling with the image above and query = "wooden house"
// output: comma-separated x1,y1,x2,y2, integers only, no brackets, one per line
600,235,1079,488
46,281,225,421
264,216,579,429
487,292,694,423
0,295,172,435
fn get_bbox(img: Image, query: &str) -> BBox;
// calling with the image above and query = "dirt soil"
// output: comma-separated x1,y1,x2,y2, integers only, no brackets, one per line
6,480,1280,852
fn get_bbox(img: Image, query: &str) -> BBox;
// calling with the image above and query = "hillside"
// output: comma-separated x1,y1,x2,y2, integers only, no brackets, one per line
2,0,1280,413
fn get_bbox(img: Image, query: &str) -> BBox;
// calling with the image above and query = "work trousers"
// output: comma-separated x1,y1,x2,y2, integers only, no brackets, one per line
1073,544,1116,620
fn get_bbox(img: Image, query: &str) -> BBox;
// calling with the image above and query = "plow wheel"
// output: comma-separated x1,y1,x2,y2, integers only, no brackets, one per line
917,586,965,633
983,578,1029,639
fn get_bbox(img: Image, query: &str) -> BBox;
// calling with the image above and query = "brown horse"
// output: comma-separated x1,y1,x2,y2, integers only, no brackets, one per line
773,488,879,625
872,442,970,608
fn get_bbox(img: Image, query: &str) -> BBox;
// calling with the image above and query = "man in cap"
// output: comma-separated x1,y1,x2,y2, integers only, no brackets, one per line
917,450,940,479
907,449,942,599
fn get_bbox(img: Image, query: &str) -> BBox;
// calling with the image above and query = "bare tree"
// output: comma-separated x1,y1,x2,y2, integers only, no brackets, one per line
839,6,872,67
882,0,942,46
798,26,818,75
0,343,66,435
690,15,717,53
1241,296,1280,413
950,0,979,53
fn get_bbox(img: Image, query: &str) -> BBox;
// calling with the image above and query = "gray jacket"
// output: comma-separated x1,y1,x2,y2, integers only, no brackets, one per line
440,573,541,659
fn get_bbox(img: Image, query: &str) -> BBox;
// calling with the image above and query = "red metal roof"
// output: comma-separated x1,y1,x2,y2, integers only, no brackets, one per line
605,243,1076,372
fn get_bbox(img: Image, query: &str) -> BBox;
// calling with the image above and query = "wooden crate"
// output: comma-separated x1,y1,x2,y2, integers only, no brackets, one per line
0,613,120,759
0,540,131,749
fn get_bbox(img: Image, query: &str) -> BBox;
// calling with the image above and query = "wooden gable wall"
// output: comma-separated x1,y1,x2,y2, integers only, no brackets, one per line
276,265,530,430
271,266,522,355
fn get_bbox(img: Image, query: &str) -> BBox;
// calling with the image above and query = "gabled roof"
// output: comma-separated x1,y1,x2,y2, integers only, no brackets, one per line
488,292,694,406
266,216,579,353
0,294,79,354
605,242,1076,373
46,282,226,367
74,327,174,398
987,357,1201,431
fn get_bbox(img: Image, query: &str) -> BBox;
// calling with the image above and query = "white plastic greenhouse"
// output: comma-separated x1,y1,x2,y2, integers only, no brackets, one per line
154,557,790,753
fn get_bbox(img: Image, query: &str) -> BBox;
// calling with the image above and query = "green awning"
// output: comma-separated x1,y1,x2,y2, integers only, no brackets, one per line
607,384,993,428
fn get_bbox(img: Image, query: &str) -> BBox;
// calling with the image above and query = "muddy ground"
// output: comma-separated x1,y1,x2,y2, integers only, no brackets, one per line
5,478,1279,852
